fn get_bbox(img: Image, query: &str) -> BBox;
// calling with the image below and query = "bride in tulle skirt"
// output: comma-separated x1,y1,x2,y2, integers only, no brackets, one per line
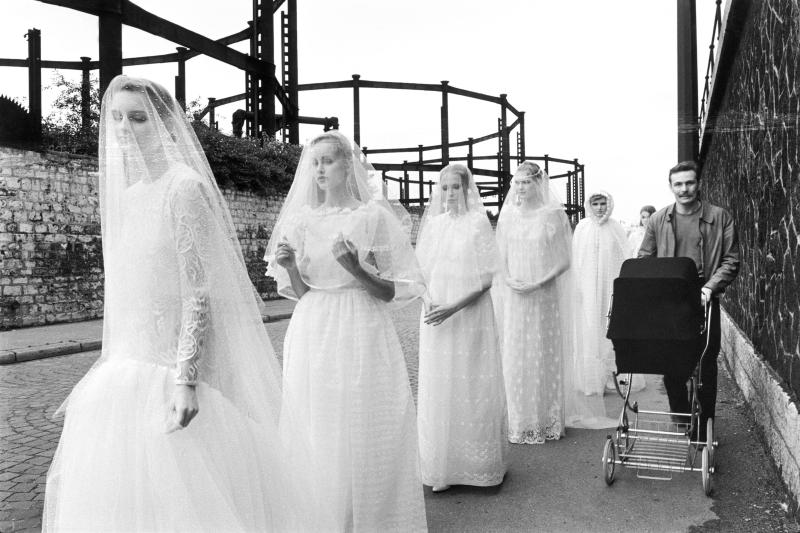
265,131,428,532
43,76,328,532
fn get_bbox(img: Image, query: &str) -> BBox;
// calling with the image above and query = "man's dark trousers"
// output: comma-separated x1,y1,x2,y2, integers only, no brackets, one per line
662,298,721,434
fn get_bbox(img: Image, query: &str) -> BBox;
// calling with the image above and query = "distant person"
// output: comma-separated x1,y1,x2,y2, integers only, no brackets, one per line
44,76,327,532
415,164,508,492
638,161,739,440
496,162,572,443
627,205,656,257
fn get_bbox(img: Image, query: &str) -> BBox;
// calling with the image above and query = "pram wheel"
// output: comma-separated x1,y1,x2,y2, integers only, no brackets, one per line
701,447,713,496
602,437,616,485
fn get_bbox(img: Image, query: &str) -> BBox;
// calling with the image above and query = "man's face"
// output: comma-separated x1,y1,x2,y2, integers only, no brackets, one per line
670,170,699,206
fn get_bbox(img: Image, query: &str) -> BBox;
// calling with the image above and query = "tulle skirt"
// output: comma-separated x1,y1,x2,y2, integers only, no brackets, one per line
43,357,322,532
417,292,508,487
280,288,428,533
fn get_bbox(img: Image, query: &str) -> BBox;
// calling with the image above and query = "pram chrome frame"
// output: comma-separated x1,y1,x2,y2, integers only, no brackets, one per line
601,298,717,496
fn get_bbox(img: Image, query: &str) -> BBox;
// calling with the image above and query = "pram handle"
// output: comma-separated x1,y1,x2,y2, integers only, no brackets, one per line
697,299,714,390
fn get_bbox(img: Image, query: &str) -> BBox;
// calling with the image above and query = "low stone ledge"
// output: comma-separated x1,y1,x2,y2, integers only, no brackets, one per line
721,308,800,514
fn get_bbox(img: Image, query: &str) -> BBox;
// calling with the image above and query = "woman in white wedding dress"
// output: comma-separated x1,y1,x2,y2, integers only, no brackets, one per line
569,190,640,425
495,162,572,444
43,76,326,532
265,131,427,532
416,164,507,491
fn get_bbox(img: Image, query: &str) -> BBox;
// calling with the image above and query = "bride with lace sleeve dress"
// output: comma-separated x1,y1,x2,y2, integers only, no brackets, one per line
415,164,508,492
265,131,428,532
43,76,327,532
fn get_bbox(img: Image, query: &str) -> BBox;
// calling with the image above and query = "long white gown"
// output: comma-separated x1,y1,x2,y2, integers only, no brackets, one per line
279,202,427,532
498,208,569,444
417,211,508,487
44,169,318,532
571,191,631,397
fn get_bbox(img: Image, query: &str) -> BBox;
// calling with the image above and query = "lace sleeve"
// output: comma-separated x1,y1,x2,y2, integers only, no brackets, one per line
170,178,212,386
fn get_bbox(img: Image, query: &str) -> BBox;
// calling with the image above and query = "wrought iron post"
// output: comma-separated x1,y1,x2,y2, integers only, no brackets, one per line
80,56,91,134
467,137,474,171
418,144,424,206
286,0,299,144
98,2,122,98
500,94,511,192
677,0,698,161
440,81,449,165
403,161,410,206
518,111,526,162
175,47,188,110
352,74,361,145
544,153,550,175
247,0,276,139
208,97,216,129
26,29,41,140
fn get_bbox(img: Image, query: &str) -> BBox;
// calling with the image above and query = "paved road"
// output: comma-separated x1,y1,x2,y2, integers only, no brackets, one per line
1,303,798,532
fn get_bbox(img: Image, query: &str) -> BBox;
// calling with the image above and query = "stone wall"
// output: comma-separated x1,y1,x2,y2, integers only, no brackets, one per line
702,0,800,399
0,148,103,329
0,146,286,330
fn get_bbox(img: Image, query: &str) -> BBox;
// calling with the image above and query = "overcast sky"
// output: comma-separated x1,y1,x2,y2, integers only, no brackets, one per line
1,1,718,223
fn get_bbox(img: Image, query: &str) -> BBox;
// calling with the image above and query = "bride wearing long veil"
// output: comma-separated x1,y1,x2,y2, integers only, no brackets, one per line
265,131,428,532
43,76,326,532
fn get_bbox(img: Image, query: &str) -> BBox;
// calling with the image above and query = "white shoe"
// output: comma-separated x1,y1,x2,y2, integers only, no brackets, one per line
432,485,451,493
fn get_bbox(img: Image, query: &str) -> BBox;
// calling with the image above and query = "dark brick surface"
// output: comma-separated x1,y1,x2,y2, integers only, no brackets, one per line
703,0,800,399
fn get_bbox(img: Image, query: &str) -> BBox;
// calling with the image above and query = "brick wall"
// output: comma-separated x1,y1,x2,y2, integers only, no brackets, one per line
702,0,800,398
0,146,286,330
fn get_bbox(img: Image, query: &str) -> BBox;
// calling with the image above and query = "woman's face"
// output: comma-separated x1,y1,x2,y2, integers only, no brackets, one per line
440,171,464,212
590,197,608,218
640,210,652,226
110,90,161,158
310,141,348,192
513,171,541,205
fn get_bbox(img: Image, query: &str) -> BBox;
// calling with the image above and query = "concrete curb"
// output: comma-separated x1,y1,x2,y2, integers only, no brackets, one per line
0,313,292,365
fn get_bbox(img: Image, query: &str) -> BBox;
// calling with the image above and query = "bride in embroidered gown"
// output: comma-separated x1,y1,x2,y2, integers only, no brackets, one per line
416,164,507,491
495,162,572,444
265,131,427,532
43,76,326,532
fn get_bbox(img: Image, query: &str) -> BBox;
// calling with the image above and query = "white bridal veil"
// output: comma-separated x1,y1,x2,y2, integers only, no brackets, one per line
416,164,499,302
264,130,424,306
81,75,330,530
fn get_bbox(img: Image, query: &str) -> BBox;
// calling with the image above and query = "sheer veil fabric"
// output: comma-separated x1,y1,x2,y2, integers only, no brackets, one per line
43,75,328,532
567,190,628,428
415,164,508,486
495,164,572,443
264,131,428,532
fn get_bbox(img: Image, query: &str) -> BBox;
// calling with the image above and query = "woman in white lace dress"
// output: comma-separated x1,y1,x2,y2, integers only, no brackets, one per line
416,164,508,491
265,131,427,532
495,162,571,444
43,76,327,531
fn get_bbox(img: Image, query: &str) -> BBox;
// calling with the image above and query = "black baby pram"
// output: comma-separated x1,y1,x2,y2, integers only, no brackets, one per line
601,257,716,496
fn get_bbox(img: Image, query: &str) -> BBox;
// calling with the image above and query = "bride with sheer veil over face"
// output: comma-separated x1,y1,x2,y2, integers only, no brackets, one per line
495,162,572,444
415,164,508,491
265,131,428,532
43,75,330,532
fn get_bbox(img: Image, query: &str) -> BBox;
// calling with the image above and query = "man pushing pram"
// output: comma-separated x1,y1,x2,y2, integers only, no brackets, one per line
638,161,740,441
